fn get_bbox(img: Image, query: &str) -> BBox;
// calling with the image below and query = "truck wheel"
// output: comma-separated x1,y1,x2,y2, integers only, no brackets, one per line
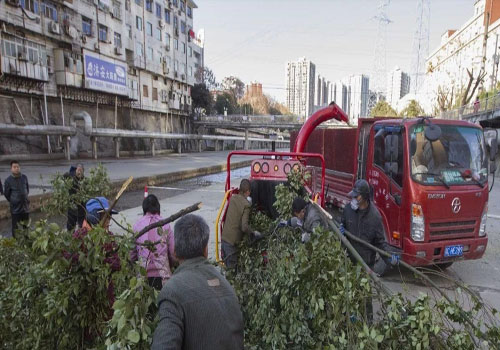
436,262,453,270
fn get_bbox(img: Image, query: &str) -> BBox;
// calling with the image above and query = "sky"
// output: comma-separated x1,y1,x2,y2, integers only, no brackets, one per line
195,0,474,103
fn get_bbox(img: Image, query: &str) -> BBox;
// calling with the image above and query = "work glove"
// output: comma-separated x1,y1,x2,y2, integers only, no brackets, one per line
339,224,345,235
390,253,401,266
301,232,311,243
253,231,263,240
278,219,288,228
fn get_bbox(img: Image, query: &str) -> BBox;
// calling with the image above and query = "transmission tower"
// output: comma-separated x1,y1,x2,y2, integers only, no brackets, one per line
410,0,431,95
368,0,392,113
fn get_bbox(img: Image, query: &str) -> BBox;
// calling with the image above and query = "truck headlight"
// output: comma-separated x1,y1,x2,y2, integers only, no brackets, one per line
411,203,425,242
479,203,488,237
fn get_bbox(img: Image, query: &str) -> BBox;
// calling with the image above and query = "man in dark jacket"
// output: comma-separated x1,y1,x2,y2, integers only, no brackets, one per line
152,214,244,350
342,179,398,322
221,179,261,269
341,179,393,268
4,160,29,238
64,164,86,231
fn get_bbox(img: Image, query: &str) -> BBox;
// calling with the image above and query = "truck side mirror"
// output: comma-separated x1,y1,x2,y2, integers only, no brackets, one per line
490,138,498,162
384,135,398,162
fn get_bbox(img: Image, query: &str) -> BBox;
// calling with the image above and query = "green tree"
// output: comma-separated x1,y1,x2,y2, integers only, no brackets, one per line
221,76,245,99
191,83,213,116
399,99,425,117
214,92,239,115
370,100,397,117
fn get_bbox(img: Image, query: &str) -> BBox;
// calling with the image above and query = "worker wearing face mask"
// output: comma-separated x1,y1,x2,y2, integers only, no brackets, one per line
341,179,395,269
341,179,398,322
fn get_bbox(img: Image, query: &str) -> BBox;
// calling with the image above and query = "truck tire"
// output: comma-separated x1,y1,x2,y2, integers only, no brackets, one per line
436,262,453,270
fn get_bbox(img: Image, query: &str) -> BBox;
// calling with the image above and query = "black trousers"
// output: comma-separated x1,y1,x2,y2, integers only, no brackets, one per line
148,277,163,291
221,240,238,270
67,207,85,231
11,212,29,238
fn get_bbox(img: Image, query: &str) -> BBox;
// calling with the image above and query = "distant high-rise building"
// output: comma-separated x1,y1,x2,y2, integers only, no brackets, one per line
286,57,316,118
346,75,370,125
387,67,410,108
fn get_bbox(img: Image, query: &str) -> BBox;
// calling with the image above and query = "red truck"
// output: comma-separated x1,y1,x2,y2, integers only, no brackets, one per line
291,104,497,267
216,103,497,268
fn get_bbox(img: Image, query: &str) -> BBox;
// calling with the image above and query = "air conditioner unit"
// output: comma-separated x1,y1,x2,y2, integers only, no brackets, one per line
174,71,178,78
166,45,170,51
174,27,179,36
6,0,20,7
94,42,99,50
48,66,54,74
161,90,168,102
163,63,169,74
181,73,185,80
159,20,164,28
82,35,87,43
114,47,122,55
168,1,172,9
50,21,60,34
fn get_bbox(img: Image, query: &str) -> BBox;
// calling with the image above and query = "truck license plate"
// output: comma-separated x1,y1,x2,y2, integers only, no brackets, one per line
444,245,463,257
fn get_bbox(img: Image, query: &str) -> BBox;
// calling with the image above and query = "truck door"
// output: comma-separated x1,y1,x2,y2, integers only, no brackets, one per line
367,126,404,248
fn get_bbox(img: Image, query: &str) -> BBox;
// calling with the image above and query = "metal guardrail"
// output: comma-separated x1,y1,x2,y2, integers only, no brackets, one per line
441,94,500,120
194,114,300,124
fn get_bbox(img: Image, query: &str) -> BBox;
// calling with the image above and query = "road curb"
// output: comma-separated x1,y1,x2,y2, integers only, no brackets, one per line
0,160,251,221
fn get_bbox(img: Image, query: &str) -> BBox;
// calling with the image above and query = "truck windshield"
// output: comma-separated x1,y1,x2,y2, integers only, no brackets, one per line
409,124,487,186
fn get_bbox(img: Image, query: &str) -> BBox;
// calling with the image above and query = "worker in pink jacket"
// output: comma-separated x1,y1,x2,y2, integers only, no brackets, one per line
132,194,176,290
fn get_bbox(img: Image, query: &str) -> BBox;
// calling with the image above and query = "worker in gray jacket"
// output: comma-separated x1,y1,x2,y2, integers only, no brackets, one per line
152,214,244,350
4,160,30,238
291,197,328,242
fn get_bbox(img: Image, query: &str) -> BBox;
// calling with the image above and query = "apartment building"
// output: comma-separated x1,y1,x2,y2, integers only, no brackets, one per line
426,0,500,110
386,66,410,109
0,0,202,126
286,57,316,119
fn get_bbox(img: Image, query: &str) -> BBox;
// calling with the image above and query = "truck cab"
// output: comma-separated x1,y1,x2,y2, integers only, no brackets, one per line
361,118,490,266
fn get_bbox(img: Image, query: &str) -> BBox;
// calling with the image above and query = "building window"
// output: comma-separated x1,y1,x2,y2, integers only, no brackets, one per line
187,6,192,18
189,66,192,76
114,32,121,47
136,16,142,31
41,1,57,21
135,0,141,5
164,9,170,23
20,0,39,14
165,33,171,46
173,15,178,28
188,46,192,57
152,87,158,101
98,25,108,42
146,22,152,36
180,0,185,12
155,2,161,18
181,42,185,54
125,0,130,11
156,50,162,64
136,42,143,57
82,17,92,36
154,27,161,41
112,1,121,20
126,24,132,38
174,59,178,71
180,20,186,34
145,0,152,11
172,0,177,7
146,46,153,60
143,85,148,97
174,38,178,50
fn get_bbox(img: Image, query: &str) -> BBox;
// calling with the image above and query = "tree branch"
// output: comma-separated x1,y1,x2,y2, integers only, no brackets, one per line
135,202,202,240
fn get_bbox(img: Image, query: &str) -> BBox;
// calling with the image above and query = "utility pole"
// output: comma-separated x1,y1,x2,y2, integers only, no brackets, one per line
491,33,499,90
481,10,491,90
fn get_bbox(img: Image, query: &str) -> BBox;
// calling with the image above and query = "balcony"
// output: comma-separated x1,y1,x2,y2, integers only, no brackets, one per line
0,55,49,81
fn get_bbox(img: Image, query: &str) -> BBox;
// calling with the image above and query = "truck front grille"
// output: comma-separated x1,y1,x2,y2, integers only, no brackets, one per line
429,220,476,240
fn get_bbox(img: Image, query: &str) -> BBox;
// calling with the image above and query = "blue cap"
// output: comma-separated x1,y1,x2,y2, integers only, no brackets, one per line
85,197,118,225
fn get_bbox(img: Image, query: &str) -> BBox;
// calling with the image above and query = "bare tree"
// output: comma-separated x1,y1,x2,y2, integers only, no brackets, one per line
461,68,487,106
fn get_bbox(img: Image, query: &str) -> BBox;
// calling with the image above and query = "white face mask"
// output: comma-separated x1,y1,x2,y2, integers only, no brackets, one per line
350,198,359,211
247,196,252,204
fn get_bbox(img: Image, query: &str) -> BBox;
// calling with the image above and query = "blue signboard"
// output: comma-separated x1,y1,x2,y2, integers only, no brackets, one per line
83,50,128,96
